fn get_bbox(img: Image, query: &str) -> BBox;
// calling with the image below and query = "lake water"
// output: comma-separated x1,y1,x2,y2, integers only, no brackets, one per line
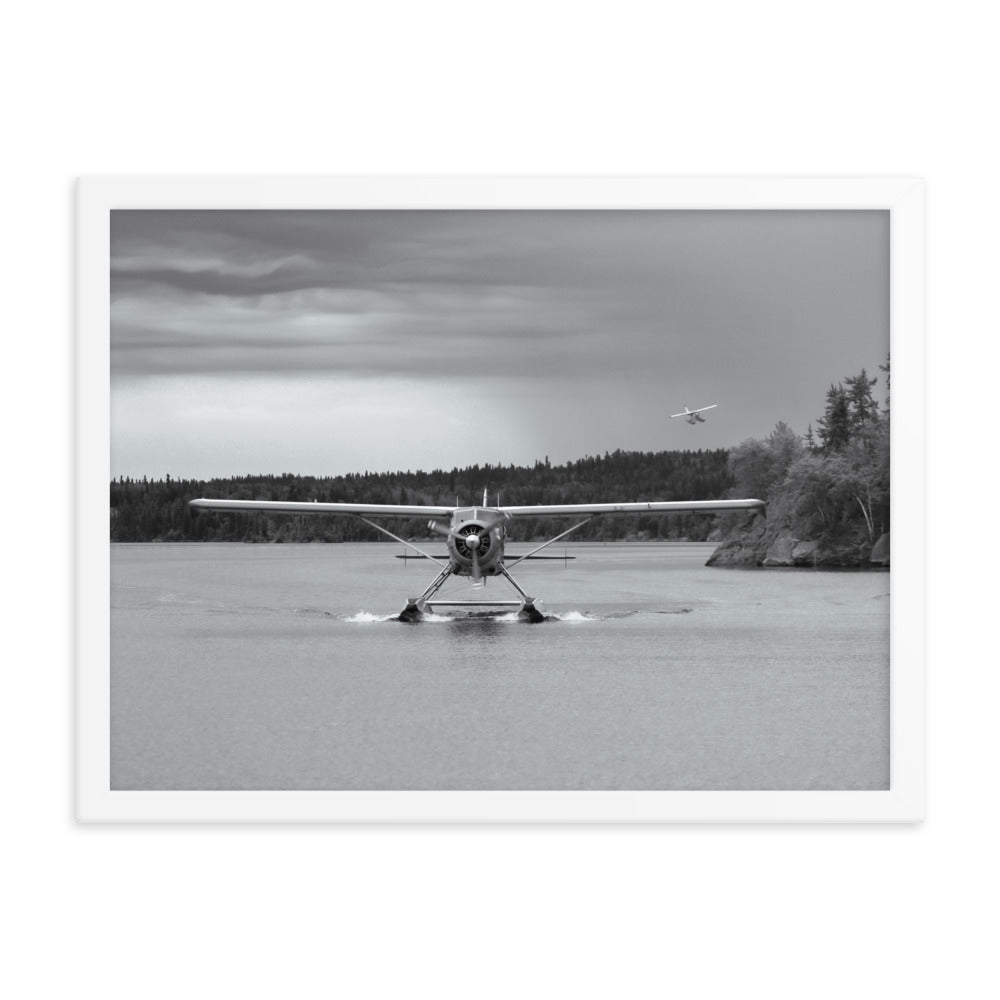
111,542,889,790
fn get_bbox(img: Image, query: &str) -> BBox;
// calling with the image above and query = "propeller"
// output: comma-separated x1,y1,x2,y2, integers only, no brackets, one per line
480,511,511,534
427,513,511,587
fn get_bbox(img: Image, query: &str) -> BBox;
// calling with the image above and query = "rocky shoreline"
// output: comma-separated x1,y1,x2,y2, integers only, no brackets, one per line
706,517,889,569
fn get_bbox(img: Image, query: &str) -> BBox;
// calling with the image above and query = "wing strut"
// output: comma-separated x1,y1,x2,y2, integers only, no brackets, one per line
505,516,597,569
356,516,449,569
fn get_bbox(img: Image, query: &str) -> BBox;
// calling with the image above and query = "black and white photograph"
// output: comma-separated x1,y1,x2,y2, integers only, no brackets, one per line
18,5,1000,995
96,190,905,805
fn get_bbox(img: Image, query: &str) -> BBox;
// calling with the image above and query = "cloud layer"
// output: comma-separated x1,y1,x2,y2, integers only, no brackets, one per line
110,210,888,477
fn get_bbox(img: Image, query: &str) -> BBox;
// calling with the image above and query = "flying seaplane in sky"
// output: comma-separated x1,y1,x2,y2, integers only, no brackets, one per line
190,489,764,621
670,403,718,424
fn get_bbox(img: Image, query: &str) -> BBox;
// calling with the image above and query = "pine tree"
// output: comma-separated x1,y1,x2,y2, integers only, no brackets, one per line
844,369,879,432
816,383,851,452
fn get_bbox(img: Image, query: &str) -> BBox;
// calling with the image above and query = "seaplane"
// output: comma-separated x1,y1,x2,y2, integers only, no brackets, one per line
670,403,718,424
189,490,764,622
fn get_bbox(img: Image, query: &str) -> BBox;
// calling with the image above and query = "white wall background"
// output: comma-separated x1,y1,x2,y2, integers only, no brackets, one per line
4,2,992,997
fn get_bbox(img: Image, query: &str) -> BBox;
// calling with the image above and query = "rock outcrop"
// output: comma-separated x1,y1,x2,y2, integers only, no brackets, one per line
762,535,798,566
706,510,889,569
869,532,890,566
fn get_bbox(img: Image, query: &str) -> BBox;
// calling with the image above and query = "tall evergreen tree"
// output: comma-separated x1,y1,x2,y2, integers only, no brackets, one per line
816,383,852,452
844,369,879,431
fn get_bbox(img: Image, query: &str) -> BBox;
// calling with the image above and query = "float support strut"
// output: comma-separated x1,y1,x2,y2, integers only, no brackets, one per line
398,563,454,621
498,565,545,623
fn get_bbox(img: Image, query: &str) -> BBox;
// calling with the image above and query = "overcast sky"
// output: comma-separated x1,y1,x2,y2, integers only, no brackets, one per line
111,209,888,480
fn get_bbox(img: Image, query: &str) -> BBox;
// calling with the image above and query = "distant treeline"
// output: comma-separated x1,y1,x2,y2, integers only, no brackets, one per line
110,449,734,544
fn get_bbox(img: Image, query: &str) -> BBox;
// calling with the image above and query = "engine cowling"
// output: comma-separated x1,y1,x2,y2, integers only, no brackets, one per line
442,509,507,578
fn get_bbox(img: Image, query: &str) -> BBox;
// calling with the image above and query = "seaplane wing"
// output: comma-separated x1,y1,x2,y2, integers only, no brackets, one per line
670,404,718,418
188,499,455,517
189,497,764,518
495,499,762,517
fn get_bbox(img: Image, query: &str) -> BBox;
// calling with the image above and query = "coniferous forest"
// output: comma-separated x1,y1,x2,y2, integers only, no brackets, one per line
110,448,733,544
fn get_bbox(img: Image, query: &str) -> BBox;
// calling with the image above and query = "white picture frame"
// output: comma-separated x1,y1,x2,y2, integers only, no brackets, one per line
78,176,924,823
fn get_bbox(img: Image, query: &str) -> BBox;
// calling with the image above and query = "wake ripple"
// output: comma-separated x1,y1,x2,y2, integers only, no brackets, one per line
340,608,690,624
549,610,599,623
343,611,403,623
342,608,607,624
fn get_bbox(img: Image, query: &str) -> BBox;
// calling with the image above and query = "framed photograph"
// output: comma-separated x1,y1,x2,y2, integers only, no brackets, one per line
77,177,924,822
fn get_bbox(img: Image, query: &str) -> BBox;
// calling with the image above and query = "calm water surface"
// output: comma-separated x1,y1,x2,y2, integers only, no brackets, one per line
111,542,889,790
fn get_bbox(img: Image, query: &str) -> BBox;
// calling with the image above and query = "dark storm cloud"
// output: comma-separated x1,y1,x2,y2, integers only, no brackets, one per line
111,210,564,299
110,209,889,478
110,209,887,388
111,211,627,379
113,259,329,298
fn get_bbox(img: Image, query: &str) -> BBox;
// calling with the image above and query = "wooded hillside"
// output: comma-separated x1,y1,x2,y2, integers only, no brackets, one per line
110,448,733,543
708,360,890,567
